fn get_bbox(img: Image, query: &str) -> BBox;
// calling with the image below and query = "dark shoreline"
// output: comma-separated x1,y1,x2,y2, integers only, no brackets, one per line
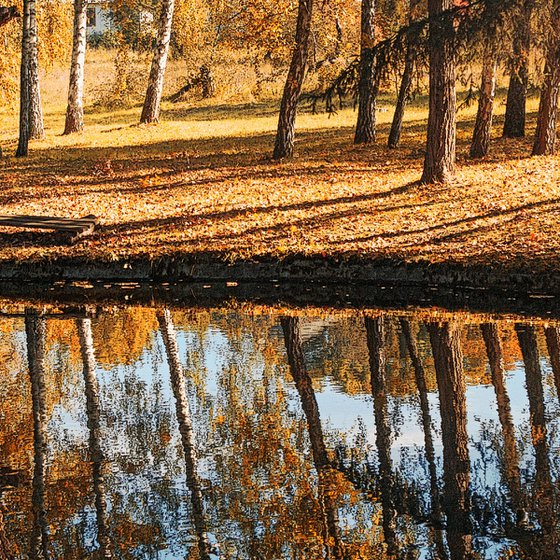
0,255,558,317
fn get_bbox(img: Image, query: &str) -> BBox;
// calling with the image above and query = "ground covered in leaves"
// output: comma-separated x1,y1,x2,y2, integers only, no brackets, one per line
0,97,558,274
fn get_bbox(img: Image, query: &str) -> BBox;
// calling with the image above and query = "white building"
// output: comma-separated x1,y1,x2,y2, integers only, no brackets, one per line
86,1,112,35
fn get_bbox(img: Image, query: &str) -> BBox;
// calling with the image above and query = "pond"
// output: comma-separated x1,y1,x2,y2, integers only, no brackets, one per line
0,302,559,559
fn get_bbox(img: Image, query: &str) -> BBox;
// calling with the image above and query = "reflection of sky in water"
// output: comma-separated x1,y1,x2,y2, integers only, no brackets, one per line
5,314,560,559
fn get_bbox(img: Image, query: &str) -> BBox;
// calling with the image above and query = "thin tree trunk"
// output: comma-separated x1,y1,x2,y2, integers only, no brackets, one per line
503,0,533,138
25,310,49,560
480,323,525,525
280,317,345,560
16,0,31,157
272,0,313,160
421,0,456,184
400,320,441,520
28,0,43,141
516,324,559,559
428,321,472,560
157,310,212,560
364,317,397,558
470,49,497,158
354,0,376,145
77,319,112,559
63,0,88,135
140,0,175,124
544,326,560,399
532,1,560,155
388,41,414,148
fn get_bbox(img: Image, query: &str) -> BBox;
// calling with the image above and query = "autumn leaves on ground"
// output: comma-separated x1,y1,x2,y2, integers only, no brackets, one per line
0,81,558,273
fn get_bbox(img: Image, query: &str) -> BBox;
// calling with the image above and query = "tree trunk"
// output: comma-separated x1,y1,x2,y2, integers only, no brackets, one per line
28,0,43,141
503,0,533,138
15,0,31,157
400,320,441,520
388,41,414,148
280,317,345,560
480,324,524,520
354,0,376,145
140,0,175,124
364,317,397,557
544,326,560,399
515,324,558,559
421,0,456,184
25,310,49,560
532,2,560,155
157,310,212,560
470,49,497,158
77,319,112,559
428,321,472,560
272,0,313,160
63,0,88,135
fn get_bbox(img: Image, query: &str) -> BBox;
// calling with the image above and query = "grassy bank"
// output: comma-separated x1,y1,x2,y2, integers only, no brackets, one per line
0,74,558,282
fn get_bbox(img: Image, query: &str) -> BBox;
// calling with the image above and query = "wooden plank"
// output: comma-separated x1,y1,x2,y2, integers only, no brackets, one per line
0,214,98,233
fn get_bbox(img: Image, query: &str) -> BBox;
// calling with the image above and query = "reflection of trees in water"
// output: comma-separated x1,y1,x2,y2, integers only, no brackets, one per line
516,325,559,559
3,309,560,558
364,317,397,558
77,319,112,559
281,316,345,560
428,321,472,560
157,309,213,560
25,310,50,560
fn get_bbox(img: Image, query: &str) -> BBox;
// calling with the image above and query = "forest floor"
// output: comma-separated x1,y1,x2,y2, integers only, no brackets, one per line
0,93,558,282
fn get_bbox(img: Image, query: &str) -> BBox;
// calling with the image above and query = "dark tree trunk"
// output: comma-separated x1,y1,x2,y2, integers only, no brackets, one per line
388,41,414,148
364,317,397,557
480,324,524,520
470,49,497,158
503,0,533,138
421,0,456,184
544,326,560,399
77,319,112,559
157,310,212,560
532,2,560,155
25,310,49,560
354,0,377,145
280,317,345,560
515,324,558,559
63,0,88,135
400,320,441,520
272,0,313,160
16,0,32,157
0,6,19,27
140,0,175,124
428,321,472,560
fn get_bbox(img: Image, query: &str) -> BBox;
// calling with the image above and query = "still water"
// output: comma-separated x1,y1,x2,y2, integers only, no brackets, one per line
0,304,559,559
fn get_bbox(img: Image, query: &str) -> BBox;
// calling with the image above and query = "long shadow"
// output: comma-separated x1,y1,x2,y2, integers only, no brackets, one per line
102,180,427,237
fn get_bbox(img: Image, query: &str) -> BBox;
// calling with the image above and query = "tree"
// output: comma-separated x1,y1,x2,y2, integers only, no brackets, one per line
273,0,314,160
63,0,88,134
421,0,456,183
140,0,176,124
503,0,534,138
364,317,397,557
157,309,213,558
428,321,472,560
470,44,497,158
77,319,112,558
25,310,50,560
354,0,377,144
532,0,560,155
